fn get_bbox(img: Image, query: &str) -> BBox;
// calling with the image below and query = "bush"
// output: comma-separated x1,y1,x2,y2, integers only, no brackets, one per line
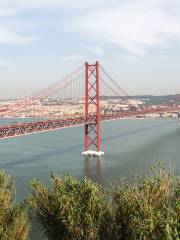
29,165,180,240
29,173,109,240
112,165,180,240
0,164,179,240
0,171,29,240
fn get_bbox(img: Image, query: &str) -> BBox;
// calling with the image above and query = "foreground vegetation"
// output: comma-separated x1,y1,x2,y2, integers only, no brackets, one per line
0,165,179,240
0,171,29,240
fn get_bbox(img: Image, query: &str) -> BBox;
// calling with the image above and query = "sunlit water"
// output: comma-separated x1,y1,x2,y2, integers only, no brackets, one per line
0,119,179,239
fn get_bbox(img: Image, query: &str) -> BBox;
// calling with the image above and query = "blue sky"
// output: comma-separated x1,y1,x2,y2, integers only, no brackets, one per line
0,0,180,98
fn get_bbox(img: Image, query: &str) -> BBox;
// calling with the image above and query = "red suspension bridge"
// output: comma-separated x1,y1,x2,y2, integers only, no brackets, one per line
0,62,179,155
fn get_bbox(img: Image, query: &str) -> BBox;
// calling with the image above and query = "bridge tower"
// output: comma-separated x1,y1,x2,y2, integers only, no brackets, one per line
82,61,104,156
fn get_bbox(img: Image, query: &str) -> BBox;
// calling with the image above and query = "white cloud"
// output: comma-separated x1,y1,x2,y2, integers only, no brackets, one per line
74,0,180,56
0,29,37,44
60,54,84,62
85,46,103,55
0,8,17,17
115,54,137,62
0,0,96,14
0,0,97,45
1,0,180,53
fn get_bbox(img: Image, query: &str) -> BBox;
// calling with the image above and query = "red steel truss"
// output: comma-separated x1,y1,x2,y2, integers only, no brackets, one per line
0,107,180,139
84,62,101,152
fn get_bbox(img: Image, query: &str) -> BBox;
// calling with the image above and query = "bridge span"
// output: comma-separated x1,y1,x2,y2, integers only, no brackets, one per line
0,107,179,140
0,62,179,155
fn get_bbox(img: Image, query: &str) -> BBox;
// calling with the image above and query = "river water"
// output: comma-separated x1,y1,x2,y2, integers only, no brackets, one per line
0,119,179,239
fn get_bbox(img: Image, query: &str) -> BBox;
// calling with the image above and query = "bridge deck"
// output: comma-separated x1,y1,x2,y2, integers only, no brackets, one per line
0,107,179,139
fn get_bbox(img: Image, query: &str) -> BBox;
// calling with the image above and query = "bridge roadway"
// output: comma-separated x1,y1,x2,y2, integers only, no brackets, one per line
0,107,179,139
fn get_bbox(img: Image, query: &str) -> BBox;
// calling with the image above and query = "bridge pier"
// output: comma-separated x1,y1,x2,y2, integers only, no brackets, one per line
82,150,104,157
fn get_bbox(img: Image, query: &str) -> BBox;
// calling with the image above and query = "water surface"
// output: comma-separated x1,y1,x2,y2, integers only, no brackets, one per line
0,119,179,239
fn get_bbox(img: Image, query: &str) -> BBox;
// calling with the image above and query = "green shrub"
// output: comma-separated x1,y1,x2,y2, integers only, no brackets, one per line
0,164,177,240
0,171,29,240
112,165,180,240
29,166,180,240
173,179,180,237
29,173,109,240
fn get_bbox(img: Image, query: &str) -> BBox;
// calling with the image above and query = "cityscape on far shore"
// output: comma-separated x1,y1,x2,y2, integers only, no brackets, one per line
0,95,179,119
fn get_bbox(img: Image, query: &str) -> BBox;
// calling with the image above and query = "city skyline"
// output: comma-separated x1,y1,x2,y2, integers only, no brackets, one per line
0,0,180,99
